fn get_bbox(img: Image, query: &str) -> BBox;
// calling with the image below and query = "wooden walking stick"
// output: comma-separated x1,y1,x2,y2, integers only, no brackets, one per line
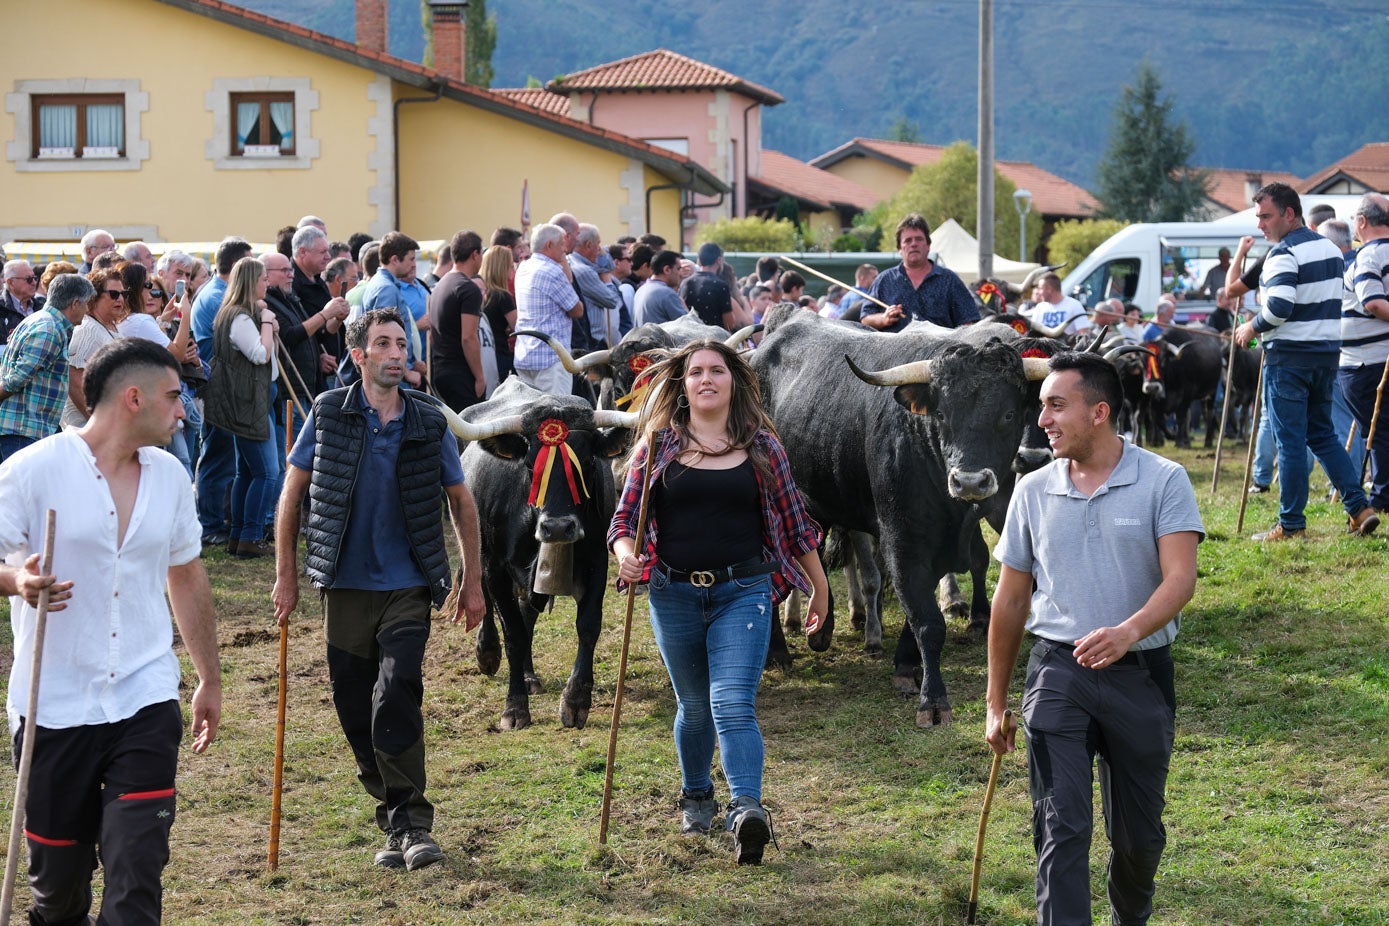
598,435,659,845
272,335,309,423
1237,354,1267,534
268,404,294,871
968,708,1015,925
1358,358,1389,484
779,256,894,312
1211,331,1240,493
0,510,57,922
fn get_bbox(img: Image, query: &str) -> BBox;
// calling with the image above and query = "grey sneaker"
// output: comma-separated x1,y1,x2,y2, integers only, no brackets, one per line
373,831,405,868
724,797,771,865
679,787,718,836
401,828,444,871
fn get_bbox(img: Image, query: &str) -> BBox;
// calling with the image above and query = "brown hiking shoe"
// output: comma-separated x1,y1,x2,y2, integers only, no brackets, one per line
1348,507,1380,537
1252,523,1305,542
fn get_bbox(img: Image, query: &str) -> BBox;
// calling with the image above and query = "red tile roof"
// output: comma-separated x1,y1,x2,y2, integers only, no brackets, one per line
811,138,1098,218
751,151,881,213
1199,167,1302,213
152,0,726,195
1299,143,1389,195
543,49,784,106
492,87,570,117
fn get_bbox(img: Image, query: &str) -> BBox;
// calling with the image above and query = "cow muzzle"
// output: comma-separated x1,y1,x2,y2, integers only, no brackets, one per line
535,515,585,545
1013,447,1053,474
949,468,999,501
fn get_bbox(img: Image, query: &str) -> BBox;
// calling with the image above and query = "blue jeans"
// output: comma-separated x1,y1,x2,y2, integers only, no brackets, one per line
1264,362,1368,530
1332,372,1367,480
196,421,236,537
1339,362,1389,510
647,565,773,801
0,433,38,463
229,418,281,543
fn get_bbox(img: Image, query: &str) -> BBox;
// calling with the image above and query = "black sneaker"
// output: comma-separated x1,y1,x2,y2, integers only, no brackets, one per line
373,831,405,868
725,797,771,865
1248,483,1271,495
401,828,444,871
679,787,717,836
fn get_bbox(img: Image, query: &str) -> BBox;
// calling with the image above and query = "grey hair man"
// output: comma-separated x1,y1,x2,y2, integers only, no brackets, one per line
513,223,582,396
292,225,349,380
297,215,327,232
1339,192,1389,520
79,229,116,273
156,250,194,295
570,223,622,348
2,261,44,345
548,213,580,254
121,241,155,272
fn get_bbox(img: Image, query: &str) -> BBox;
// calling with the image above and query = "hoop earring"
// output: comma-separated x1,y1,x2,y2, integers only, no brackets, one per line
676,393,689,409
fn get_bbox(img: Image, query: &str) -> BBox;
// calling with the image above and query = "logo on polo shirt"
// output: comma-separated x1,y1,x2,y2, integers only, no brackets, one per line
1113,518,1141,526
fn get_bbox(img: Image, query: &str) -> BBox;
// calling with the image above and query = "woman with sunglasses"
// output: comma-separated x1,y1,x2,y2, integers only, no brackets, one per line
117,264,199,475
608,338,829,865
62,265,129,429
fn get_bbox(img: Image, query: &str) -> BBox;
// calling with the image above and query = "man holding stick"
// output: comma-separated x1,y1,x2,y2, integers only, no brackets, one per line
1340,192,1389,518
861,214,978,331
987,351,1202,926
272,308,485,871
0,338,221,925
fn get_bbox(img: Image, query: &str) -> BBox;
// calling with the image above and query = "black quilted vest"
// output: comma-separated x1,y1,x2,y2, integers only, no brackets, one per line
304,385,453,606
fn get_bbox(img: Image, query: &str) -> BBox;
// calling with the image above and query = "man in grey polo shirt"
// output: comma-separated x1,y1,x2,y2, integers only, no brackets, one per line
986,351,1203,926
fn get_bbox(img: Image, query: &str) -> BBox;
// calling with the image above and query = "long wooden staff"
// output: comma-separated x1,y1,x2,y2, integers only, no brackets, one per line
1358,358,1389,484
1211,331,1241,493
0,510,57,922
273,335,309,422
779,256,893,312
598,438,658,845
1237,355,1267,534
268,403,293,871
968,709,1014,925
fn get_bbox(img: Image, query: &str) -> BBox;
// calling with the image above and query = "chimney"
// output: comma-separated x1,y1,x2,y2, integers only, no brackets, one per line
429,0,468,83
356,0,388,55
1244,172,1263,206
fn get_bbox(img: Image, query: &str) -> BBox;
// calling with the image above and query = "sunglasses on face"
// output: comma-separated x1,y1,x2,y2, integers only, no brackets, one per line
150,290,166,299
11,276,37,284
103,290,126,299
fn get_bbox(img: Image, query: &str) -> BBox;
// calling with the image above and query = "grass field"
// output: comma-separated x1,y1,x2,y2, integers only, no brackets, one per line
1,444,1386,925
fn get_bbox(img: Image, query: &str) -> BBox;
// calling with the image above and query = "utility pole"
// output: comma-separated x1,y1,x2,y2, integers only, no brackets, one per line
977,0,994,283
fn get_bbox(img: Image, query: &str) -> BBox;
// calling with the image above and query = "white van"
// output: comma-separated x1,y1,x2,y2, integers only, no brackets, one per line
1060,221,1269,323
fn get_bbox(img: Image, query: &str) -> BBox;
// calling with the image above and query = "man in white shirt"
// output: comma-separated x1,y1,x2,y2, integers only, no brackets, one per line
0,337,221,926
1029,271,1092,336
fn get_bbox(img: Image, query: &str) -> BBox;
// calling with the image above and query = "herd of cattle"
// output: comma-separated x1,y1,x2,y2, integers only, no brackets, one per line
431,296,1249,730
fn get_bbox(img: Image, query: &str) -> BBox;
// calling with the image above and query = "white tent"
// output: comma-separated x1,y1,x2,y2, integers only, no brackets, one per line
928,218,1041,285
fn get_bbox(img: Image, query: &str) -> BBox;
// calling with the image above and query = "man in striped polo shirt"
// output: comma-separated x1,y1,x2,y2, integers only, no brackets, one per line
1235,182,1379,540
1341,193,1389,520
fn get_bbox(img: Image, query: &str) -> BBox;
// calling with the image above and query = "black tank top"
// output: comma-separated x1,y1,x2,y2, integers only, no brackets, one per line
652,458,763,570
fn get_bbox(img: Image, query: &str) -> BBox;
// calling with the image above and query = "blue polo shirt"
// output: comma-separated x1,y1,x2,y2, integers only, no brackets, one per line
289,389,464,591
864,262,979,331
192,275,228,363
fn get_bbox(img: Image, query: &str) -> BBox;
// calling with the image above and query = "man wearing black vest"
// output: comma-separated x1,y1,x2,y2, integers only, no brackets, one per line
272,308,485,871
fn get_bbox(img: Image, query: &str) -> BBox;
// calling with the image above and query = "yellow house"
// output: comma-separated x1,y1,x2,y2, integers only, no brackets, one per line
0,0,724,249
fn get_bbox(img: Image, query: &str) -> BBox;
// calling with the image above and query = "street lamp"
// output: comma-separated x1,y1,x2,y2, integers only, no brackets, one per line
1013,188,1033,262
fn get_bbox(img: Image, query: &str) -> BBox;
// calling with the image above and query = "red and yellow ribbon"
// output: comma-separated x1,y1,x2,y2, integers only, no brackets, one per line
615,354,655,411
977,281,1001,306
528,418,589,507
1008,315,1029,335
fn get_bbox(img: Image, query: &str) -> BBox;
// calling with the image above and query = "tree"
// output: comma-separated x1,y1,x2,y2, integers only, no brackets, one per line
1045,219,1128,272
1095,62,1209,222
695,217,800,253
879,141,1041,261
888,117,921,144
420,0,496,87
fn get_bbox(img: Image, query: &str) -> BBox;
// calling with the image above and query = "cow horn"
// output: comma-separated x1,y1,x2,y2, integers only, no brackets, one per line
592,409,639,429
1102,344,1152,362
724,323,762,347
405,389,524,442
1022,358,1052,381
1018,262,1066,293
1030,315,1071,339
513,330,611,373
1083,325,1111,353
845,354,932,387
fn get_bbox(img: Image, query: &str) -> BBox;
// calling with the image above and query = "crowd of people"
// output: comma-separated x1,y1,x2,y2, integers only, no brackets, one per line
0,187,1384,923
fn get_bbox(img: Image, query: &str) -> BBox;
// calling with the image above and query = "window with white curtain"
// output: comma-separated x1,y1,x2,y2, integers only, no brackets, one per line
230,92,295,156
31,94,124,158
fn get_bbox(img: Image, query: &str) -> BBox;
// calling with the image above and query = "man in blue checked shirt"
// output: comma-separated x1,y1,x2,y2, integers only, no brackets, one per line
862,214,978,332
0,273,94,461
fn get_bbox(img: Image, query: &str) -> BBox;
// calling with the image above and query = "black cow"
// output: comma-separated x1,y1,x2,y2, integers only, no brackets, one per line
751,306,1048,726
1145,326,1225,448
448,378,636,730
515,315,757,412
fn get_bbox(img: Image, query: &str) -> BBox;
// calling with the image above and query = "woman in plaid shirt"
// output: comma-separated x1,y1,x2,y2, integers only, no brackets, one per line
608,338,828,865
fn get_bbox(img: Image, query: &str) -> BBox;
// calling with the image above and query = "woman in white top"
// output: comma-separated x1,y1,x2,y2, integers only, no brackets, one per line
204,257,280,558
63,265,127,429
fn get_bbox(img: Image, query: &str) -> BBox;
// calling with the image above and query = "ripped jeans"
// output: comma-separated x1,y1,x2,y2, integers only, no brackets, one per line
647,564,773,801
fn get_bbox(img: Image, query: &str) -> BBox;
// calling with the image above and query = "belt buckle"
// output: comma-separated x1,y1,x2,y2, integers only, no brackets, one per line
689,570,716,588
